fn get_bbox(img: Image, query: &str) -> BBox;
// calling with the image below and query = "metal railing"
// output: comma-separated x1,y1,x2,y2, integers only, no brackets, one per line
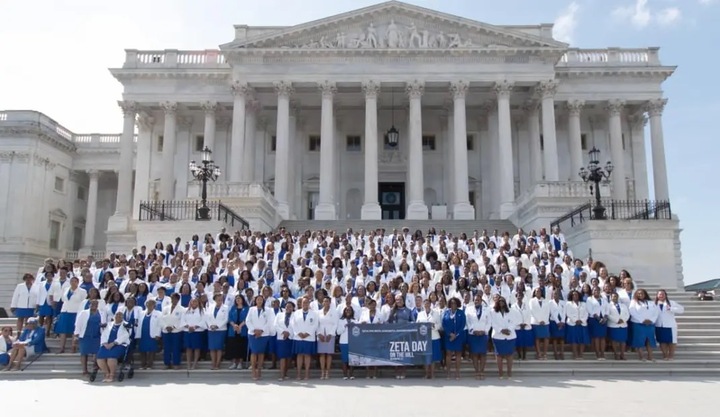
139,200,249,229
551,199,673,231
219,203,250,229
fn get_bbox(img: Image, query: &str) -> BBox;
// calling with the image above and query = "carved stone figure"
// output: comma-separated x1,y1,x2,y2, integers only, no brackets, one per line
448,33,462,48
435,31,448,48
335,32,346,48
365,23,378,48
386,19,400,48
408,22,422,48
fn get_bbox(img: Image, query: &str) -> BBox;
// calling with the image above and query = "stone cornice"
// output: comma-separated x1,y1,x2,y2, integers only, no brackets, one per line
109,69,231,81
555,67,676,81
0,125,76,153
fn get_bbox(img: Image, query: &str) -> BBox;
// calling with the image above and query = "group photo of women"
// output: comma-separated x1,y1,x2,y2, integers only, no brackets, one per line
6,226,684,380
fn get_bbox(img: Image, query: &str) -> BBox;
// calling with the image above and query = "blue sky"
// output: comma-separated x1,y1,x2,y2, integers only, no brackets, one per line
0,0,716,284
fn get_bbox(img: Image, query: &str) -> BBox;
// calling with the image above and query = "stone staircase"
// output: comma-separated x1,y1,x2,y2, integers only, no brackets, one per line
278,220,518,235
2,287,719,380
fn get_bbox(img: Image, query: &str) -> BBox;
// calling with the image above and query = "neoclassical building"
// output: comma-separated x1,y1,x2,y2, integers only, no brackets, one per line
0,1,682,306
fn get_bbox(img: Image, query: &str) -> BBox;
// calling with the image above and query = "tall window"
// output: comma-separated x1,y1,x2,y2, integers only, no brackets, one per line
49,220,61,250
270,136,277,152
422,135,436,151
581,133,588,150
466,134,475,151
309,135,321,152
346,135,361,152
157,135,164,152
540,134,544,151
194,135,205,152
72,226,83,251
77,186,86,201
54,177,65,193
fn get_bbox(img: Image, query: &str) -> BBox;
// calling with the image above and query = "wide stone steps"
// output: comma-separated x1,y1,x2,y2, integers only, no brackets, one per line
278,220,518,235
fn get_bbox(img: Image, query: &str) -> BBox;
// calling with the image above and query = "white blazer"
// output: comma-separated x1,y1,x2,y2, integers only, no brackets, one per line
607,302,630,329
511,302,532,329
416,308,442,340
205,304,230,332
291,309,320,341
655,301,684,343
135,310,163,339
489,310,517,340
617,289,634,307
11,283,38,310
565,302,588,326
465,304,491,336
0,337,11,354
74,309,107,338
549,300,566,324
317,308,338,338
60,287,88,313
629,300,660,325
101,323,131,346
586,296,611,320
161,304,186,334
529,297,551,325
246,306,273,337
336,318,358,344
36,280,62,307
181,307,208,331
274,312,294,341
359,309,385,325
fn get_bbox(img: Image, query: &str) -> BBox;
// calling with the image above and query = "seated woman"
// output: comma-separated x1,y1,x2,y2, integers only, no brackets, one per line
0,327,14,368
3,317,46,371
96,310,131,383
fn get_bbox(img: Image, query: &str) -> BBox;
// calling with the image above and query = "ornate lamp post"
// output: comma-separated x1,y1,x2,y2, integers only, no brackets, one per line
386,88,399,147
189,146,221,220
579,146,613,220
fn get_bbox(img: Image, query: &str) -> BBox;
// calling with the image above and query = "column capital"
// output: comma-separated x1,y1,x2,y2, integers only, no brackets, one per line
493,80,513,98
317,80,336,98
645,98,668,117
566,99,585,117
605,99,626,116
118,100,138,117
628,113,648,129
406,80,424,99
480,99,496,114
522,100,540,115
450,80,469,100
246,99,262,115
200,101,218,115
231,81,253,97
536,80,559,99
272,81,293,98
87,169,100,180
362,80,381,99
160,101,178,115
137,114,155,130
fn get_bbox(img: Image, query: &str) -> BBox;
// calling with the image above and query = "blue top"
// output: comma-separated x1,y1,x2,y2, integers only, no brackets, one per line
388,307,414,324
442,309,467,336
227,305,249,337
19,328,47,353
84,311,102,339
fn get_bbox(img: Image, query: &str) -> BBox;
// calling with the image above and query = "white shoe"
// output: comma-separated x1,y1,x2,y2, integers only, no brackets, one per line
228,363,238,370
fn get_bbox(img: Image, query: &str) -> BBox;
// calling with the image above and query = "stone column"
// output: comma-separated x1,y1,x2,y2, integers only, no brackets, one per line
287,101,298,218
159,101,177,201
451,81,473,219
566,100,585,181
115,101,136,217
646,98,670,201
406,80,428,219
315,81,337,220
274,81,293,219
538,80,559,181
201,101,217,151
524,101,543,185
629,113,650,200
82,170,100,251
361,80,381,220
607,99,627,200
443,99,455,212
132,114,153,219
242,99,259,183
230,81,251,182
494,81,515,219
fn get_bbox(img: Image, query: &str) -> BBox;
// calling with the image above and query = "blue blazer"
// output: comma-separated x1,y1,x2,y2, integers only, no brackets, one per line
442,309,467,336
19,328,48,353
227,306,249,337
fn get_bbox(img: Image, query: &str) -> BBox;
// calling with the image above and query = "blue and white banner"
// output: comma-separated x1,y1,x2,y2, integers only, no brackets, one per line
348,323,432,367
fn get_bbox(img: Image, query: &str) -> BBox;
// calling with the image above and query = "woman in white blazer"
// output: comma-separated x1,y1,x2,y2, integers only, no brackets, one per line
511,293,533,361
317,297,338,380
56,277,87,354
292,296,320,380
489,297,517,379
564,290,589,359
548,288,567,360
529,287,551,360
275,301,296,381
607,292,630,360
336,305,358,380
358,298,383,379
417,299,442,379
97,310,131,383
629,289,659,361
11,274,38,332
465,294,491,380
206,293,229,370
181,297,207,370
136,299,163,370
586,287,610,360
246,294,272,380
36,271,61,335
74,299,105,375
160,293,185,369
654,289,683,360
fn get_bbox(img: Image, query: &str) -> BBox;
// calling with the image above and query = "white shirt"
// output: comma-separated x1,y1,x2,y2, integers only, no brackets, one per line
489,310,517,340
181,307,207,331
607,302,630,329
205,304,229,332
565,301,588,326
60,287,87,313
629,300,659,325
161,304,186,334
465,304,491,336
246,306,273,337
11,283,38,310
291,309,320,341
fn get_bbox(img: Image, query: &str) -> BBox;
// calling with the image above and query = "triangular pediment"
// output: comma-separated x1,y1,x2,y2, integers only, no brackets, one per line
222,1,566,51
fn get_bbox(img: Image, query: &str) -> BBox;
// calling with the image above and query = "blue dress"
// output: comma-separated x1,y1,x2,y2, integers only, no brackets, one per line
442,309,467,352
467,307,489,355
138,315,158,353
55,290,78,335
208,307,226,350
97,325,126,360
0,340,11,366
180,294,191,308
38,282,54,317
79,311,102,355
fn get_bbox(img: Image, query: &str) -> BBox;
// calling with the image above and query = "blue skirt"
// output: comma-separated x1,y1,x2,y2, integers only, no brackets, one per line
565,325,590,345
0,353,9,366
184,331,204,350
608,327,628,343
516,328,535,348
138,336,159,353
631,323,657,348
79,337,100,356
588,318,608,339
38,303,54,317
532,324,550,339
293,340,317,355
468,334,489,355
15,308,34,319
266,336,277,355
493,338,516,356
655,327,673,344
248,335,270,354
276,339,294,359
431,338,442,362
208,330,226,350
55,312,77,335
339,343,349,363
97,344,125,360
549,321,565,338
444,331,466,352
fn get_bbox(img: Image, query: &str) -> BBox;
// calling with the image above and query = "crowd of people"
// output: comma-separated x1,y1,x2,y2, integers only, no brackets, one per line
5,226,684,382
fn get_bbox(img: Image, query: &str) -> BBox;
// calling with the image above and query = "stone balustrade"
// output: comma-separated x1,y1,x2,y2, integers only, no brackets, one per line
123,49,229,69
558,47,660,66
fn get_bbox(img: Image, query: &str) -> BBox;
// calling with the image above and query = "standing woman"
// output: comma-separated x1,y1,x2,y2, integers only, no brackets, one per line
160,293,185,369
73,300,105,375
10,274,37,332
607,292,629,360
336,305,357,380
564,290,589,359
317,297,338,380
549,288,566,360
441,297,466,380
358,298,383,379
529,287,551,360
136,299,162,370
96,310,130,383
206,293,229,370
37,271,61,336
246,295,271,380
292,297,319,381
226,295,249,370
655,289,684,361
586,287,610,360
489,297,517,379
181,297,206,370
388,294,415,380
465,294,490,380
274,301,295,381
511,292,533,361
56,277,87,354
629,289,659,361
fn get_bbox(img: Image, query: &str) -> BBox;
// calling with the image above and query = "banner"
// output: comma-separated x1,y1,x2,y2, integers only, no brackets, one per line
348,323,432,367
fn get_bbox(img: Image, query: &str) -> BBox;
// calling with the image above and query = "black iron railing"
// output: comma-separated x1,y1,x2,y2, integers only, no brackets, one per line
218,202,250,229
551,199,672,231
139,200,249,229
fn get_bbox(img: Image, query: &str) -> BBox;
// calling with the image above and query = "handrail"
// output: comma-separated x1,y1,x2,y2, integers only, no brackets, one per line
551,199,673,230
218,203,250,230
138,200,249,230
550,202,591,231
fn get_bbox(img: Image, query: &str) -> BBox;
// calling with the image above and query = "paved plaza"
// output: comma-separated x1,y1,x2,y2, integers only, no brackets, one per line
2,376,715,416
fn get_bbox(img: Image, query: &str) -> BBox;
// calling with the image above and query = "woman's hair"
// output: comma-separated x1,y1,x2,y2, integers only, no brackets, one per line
634,289,650,302
654,289,670,304
493,297,510,313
